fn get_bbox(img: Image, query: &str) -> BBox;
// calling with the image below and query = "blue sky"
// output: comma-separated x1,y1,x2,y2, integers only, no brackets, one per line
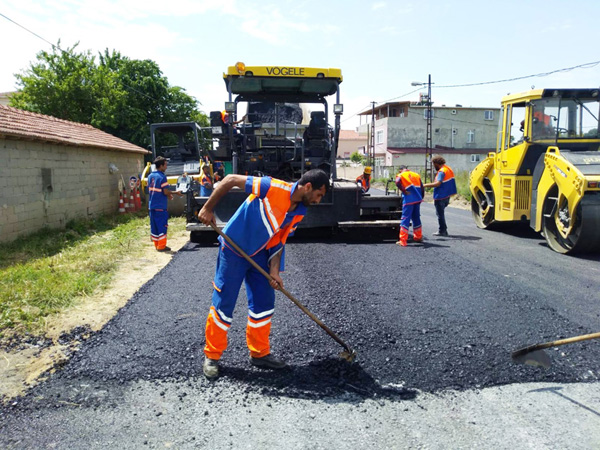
1,0,600,129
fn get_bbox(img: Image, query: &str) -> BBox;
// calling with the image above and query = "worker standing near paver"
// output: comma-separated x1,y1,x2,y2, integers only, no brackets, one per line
356,166,372,193
147,156,184,252
395,165,424,247
200,165,214,197
197,169,330,380
423,155,457,237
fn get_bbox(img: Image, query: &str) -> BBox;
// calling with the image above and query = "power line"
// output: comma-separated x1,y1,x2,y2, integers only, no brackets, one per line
341,87,424,124
0,11,161,103
0,12,57,49
435,60,600,89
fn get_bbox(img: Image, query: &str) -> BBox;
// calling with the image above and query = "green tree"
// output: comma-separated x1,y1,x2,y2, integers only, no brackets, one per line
10,43,207,149
350,151,365,164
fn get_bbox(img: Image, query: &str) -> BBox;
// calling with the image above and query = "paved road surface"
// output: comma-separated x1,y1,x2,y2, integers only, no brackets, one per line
2,204,599,449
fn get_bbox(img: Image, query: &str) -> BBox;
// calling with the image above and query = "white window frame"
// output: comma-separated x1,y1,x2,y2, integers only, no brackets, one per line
374,156,384,167
484,110,494,121
467,130,475,143
376,130,384,144
471,154,481,162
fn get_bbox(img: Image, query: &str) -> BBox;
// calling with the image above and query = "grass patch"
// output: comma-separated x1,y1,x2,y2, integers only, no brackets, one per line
454,171,472,201
0,211,185,339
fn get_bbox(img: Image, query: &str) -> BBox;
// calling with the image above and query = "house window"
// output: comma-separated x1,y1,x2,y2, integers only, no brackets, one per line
467,130,475,143
423,109,434,119
399,108,405,118
471,154,481,162
376,130,384,144
484,110,494,121
390,108,397,117
375,157,384,167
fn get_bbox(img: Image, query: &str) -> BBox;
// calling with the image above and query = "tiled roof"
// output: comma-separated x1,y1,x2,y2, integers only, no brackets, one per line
339,129,366,140
0,105,149,154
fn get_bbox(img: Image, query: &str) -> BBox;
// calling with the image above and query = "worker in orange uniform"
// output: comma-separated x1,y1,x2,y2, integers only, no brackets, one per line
423,155,457,236
200,165,213,197
197,169,330,380
356,166,372,193
395,165,424,247
147,156,184,252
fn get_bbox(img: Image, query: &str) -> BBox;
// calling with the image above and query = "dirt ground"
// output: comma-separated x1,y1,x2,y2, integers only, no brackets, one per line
0,230,189,402
0,197,469,403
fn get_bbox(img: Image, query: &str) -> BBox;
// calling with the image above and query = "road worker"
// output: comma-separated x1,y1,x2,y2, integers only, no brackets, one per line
147,156,184,252
200,165,213,197
197,169,330,380
356,166,372,193
395,165,424,247
423,155,457,237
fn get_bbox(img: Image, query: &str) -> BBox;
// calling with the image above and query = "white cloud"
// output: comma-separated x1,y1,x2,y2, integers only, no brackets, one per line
372,2,386,10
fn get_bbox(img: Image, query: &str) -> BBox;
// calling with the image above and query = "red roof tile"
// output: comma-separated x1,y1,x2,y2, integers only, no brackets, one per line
0,105,149,154
339,129,365,140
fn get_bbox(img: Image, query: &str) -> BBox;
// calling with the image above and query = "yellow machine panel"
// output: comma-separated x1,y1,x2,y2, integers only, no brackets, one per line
469,88,600,253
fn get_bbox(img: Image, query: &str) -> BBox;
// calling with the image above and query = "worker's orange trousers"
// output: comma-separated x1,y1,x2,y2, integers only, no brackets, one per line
204,245,275,360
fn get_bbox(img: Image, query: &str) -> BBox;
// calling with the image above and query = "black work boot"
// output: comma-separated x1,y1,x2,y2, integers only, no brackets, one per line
203,357,219,380
250,354,287,370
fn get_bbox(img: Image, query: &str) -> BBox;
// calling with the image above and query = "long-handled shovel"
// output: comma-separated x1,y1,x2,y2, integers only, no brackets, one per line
511,331,600,368
209,222,357,363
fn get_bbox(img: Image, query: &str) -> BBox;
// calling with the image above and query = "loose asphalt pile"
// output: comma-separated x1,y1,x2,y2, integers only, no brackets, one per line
4,218,600,413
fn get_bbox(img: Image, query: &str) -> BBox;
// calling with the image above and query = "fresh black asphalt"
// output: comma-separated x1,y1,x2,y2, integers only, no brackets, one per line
1,203,599,444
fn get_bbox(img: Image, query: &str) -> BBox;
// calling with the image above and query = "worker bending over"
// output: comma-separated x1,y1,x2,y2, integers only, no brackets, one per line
197,169,330,379
423,155,457,236
356,166,372,193
395,165,424,247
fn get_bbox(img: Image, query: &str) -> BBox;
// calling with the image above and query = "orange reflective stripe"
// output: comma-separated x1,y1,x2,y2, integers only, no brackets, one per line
246,319,271,358
204,307,229,360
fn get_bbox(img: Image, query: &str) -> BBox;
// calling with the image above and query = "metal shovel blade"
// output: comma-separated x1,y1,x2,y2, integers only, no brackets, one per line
512,348,552,369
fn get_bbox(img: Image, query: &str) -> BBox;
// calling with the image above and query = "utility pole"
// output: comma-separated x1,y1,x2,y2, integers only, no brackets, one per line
425,74,432,183
412,74,434,183
369,101,376,168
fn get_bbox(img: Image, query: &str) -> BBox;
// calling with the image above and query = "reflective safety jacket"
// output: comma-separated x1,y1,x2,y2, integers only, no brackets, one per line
395,170,423,205
221,176,307,269
148,170,169,210
200,173,213,196
433,165,457,200
356,174,371,193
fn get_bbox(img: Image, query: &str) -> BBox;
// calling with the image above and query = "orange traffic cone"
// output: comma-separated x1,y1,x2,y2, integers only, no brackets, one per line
135,185,141,210
118,192,126,214
124,189,130,212
128,190,135,212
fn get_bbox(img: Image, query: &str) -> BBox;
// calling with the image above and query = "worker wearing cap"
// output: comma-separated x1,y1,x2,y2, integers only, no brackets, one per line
395,165,424,247
200,165,213,197
423,155,457,237
197,169,330,380
356,166,372,193
147,156,184,252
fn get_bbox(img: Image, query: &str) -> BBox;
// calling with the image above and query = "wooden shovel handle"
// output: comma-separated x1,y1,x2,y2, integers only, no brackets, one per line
512,331,600,358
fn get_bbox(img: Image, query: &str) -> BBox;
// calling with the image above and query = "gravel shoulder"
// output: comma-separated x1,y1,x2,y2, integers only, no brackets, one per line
0,231,189,402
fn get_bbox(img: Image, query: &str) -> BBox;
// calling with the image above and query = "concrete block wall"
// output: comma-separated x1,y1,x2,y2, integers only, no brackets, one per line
0,138,145,243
